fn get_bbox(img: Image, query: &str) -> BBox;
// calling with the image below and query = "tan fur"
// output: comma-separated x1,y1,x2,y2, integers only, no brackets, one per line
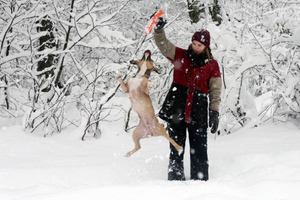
209,77,222,112
118,60,182,157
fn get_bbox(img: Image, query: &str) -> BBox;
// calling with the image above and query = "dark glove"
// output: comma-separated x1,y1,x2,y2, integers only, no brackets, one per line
155,17,167,30
209,110,219,134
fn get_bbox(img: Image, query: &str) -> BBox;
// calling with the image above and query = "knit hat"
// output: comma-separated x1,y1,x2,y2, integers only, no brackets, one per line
191,29,210,47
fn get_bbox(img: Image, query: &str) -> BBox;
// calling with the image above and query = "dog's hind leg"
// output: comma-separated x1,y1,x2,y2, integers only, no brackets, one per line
160,129,183,154
125,122,144,157
125,135,141,157
151,121,183,154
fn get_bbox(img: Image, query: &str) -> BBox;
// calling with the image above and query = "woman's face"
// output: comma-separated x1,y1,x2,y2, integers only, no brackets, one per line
144,52,150,57
191,40,206,54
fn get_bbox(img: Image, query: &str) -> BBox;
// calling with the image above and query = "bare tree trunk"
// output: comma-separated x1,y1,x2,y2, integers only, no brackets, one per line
1,4,15,110
4,31,11,109
55,0,76,87
37,15,58,93
3,75,9,109
124,106,132,132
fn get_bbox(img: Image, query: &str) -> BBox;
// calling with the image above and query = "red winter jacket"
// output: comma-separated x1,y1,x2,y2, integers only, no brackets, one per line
154,29,222,124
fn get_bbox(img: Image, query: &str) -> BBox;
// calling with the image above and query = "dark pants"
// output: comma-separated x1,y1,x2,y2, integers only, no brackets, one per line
168,122,208,181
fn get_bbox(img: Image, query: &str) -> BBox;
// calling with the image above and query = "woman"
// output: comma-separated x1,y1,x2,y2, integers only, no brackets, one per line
153,19,222,181
116,50,182,157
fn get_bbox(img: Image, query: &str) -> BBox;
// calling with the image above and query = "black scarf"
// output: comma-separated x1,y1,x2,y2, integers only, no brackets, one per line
186,45,212,68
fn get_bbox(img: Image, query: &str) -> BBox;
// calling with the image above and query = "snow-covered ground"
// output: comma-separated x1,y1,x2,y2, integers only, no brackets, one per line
1,119,300,200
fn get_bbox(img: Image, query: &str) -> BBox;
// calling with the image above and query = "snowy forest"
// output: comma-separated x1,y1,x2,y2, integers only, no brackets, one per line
1,1,300,199
1,0,300,137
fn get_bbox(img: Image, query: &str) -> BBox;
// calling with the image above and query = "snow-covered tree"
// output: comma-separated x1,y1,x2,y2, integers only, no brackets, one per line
1,0,299,138
216,0,300,133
